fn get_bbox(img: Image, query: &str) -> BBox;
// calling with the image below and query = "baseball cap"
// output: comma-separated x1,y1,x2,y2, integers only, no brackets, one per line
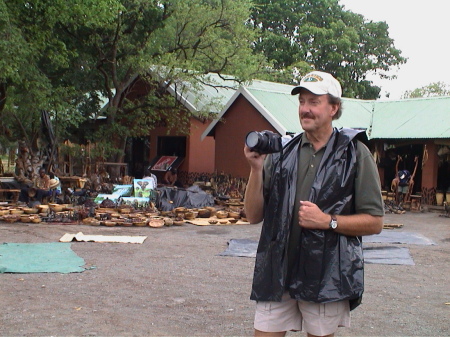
291,71,342,98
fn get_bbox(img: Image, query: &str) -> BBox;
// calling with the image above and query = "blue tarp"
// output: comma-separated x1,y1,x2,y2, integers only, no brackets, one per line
0,242,86,273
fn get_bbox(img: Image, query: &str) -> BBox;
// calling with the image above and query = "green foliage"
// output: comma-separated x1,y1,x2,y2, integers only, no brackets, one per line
402,82,450,99
249,0,406,99
1,0,408,164
0,0,265,161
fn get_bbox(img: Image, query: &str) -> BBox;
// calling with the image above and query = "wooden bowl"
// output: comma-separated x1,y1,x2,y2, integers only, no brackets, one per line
205,206,217,216
20,215,31,223
173,216,184,226
164,218,174,226
216,211,228,219
133,221,147,227
184,211,196,220
198,208,211,218
23,208,39,214
208,220,218,224
148,218,165,228
82,217,100,226
228,211,240,219
50,205,64,212
30,216,41,223
10,209,24,215
4,216,19,223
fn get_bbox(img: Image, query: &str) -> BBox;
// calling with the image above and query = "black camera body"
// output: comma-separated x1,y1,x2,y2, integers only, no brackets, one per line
245,130,282,154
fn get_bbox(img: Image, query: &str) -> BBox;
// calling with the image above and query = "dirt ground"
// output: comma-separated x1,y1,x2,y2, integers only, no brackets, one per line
1,209,449,337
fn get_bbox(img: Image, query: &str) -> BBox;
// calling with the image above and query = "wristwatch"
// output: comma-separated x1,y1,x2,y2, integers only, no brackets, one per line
329,215,338,230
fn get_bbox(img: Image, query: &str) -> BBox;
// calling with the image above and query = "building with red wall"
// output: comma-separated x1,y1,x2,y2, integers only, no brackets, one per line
202,84,450,205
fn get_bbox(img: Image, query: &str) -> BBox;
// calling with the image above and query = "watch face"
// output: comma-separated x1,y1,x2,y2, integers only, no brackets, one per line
330,217,337,229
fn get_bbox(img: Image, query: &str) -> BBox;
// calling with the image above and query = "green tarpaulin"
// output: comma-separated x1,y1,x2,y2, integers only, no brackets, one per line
0,242,86,273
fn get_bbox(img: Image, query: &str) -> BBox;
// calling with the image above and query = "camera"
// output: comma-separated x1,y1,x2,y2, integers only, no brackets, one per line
245,130,282,154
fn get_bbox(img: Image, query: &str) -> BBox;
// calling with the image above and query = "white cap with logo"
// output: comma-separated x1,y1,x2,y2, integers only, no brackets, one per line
291,71,342,98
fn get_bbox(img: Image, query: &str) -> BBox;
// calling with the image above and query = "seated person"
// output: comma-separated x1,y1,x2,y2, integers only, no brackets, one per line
19,167,50,204
163,168,183,188
48,172,62,202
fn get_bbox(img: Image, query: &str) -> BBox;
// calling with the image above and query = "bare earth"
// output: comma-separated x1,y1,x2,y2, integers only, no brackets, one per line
1,210,449,337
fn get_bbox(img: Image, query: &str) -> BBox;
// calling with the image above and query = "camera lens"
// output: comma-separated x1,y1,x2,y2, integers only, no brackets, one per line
245,131,261,148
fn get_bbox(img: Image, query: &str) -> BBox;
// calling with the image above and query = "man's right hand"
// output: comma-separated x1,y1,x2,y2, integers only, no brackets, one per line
243,145,266,224
244,145,266,171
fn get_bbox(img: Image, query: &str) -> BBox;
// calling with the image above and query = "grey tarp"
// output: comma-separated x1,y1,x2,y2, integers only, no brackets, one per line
219,239,416,265
156,185,214,211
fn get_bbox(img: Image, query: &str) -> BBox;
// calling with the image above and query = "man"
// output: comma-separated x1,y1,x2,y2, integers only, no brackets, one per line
163,168,183,188
244,71,384,337
48,172,62,203
19,167,51,204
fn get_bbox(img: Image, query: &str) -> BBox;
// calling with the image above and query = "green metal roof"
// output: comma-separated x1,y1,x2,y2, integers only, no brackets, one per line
245,87,301,134
178,74,450,141
370,96,450,139
338,98,373,132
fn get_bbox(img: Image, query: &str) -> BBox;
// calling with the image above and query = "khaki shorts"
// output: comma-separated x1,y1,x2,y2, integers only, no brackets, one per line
398,185,409,194
254,292,350,336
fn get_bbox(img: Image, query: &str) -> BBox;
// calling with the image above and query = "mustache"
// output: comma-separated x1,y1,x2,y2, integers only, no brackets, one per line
300,112,314,119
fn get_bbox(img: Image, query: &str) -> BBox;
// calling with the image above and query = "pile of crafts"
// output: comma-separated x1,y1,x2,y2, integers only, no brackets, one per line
0,203,247,227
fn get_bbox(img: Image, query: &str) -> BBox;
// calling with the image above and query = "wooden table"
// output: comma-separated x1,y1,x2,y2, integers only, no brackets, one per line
0,189,20,202
59,177,87,190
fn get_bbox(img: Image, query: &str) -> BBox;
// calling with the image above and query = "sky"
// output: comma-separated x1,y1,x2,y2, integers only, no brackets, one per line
339,0,449,100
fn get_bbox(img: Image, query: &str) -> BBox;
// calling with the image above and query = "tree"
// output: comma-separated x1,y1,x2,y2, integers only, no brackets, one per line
249,0,407,99
402,82,450,99
0,0,265,166
0,0,89,174
56,0,266,163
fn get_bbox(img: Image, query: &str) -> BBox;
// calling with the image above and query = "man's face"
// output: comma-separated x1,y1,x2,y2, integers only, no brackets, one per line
298,89,338,133
39,169,45,177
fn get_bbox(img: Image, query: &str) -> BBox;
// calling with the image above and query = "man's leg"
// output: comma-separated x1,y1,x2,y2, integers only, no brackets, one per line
254,293,302,336
298,300,350,337
18,188,29,203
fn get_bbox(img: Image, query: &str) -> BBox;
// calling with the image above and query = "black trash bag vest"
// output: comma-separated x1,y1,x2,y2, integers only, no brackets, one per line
251,128,365,310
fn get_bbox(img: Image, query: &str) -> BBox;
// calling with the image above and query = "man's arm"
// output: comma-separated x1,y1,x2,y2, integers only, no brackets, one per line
298,140,384,236
298,201,383,236
243,146,266,224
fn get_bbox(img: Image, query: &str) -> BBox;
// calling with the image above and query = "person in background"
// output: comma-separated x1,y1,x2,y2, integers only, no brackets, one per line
143,168,158,189
244,71,384,337
48,172,62,203
163,168,183,188
19,167,51,204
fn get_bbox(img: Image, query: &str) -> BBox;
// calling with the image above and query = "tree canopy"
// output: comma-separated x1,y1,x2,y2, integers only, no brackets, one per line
249,0,407,99
402,82,450,99
1,0,264,162
1,0,407,168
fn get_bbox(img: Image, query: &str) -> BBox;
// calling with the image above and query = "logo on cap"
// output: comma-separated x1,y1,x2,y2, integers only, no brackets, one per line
303,74,323,83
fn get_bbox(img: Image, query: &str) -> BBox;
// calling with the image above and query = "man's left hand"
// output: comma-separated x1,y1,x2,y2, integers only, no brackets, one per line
298,200,329,230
